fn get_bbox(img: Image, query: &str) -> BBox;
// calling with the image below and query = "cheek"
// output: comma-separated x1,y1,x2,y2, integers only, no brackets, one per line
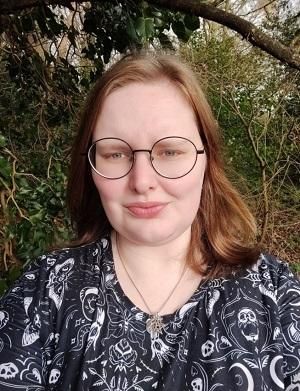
169,162,206,201
92,174,123,205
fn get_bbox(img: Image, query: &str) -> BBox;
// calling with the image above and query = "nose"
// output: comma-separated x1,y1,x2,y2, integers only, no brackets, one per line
128,151,157,193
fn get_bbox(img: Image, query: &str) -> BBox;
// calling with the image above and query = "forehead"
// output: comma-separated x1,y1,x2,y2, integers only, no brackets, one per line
93,79,200,144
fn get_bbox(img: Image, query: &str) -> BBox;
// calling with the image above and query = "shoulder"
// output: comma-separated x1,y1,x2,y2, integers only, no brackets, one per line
45,235,110,263
0,235,113,336
248,252,300,305
252,252,298,286
26,235,111,274
1,236,112,301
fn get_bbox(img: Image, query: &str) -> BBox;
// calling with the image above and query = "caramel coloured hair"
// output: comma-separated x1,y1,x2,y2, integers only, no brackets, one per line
67,51,260,278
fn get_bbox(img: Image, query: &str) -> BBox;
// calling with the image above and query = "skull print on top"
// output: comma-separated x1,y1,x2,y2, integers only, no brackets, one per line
0,235,300,391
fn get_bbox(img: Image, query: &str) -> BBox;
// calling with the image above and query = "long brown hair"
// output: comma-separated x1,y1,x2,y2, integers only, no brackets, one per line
67,51,259,278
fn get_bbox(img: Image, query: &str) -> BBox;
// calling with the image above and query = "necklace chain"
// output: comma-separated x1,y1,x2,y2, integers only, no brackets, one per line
115,233,188,338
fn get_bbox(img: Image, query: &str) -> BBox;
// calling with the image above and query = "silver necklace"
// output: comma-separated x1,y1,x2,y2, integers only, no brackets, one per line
115,233,188,339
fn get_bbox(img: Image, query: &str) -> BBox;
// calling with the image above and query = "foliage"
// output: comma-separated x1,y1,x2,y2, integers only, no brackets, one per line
0,1,299,296
181,24,299,263
0,60,74,296
0,1,201,296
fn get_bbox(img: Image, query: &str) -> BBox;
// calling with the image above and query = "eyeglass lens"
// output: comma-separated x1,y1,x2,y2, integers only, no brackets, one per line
88,137,199,179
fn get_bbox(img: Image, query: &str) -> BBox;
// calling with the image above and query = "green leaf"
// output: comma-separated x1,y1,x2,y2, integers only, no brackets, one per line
158,32,174,50
135,17,146,38
0,156,11,180
172,20,189,41
0,279,8,298
132,17,155,41
126,17,139,41
154,17,164,28
0,134,6,147
151,10,163,18
184,14,200,31
145,18,155,39
8,266,22,284
29,210,44,224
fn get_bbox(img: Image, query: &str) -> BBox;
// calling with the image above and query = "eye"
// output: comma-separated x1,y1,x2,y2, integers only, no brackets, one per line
153,138,191,160
102,151,131,160
110,152,125,159
156,149,183,158
164,150,178,156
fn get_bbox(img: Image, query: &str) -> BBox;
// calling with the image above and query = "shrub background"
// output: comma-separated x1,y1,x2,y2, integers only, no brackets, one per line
0,1,299,295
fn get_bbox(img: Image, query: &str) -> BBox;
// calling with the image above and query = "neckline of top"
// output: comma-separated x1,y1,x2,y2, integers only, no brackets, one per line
101,234,216,323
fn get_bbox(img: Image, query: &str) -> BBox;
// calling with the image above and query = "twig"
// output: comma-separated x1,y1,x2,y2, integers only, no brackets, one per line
239,0,277,17
0,177,30,221
47,155,53,179
225,89,269,243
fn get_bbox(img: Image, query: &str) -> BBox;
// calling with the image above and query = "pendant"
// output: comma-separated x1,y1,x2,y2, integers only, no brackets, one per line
146,313,165,339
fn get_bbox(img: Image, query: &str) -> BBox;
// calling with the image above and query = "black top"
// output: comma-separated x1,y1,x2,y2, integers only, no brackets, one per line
0,236,300,390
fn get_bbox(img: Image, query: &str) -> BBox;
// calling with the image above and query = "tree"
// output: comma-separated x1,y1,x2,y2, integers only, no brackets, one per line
0,0,300,69
0,0,299,295
181,21,299,264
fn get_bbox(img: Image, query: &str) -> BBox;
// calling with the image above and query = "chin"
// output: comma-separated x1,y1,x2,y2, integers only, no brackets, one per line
130,233,171,246
122,226,189,247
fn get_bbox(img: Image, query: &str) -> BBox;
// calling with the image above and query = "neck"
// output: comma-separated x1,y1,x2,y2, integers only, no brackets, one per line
112,230,190,277
112,229,203,319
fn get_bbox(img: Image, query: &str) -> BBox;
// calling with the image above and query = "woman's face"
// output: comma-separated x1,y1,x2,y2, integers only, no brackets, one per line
92,79,207,246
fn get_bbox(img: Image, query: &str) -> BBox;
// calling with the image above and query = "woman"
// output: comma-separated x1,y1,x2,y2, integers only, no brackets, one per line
0,52,299,390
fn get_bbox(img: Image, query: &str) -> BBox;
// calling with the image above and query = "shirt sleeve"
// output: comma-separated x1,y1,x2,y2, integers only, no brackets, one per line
0,255,55,390
276,262,300,389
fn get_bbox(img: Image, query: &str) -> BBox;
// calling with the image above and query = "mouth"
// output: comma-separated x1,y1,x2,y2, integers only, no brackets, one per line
125,202,168,218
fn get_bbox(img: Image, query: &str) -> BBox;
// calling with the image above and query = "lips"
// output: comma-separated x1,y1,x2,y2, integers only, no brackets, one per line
125,202,167,218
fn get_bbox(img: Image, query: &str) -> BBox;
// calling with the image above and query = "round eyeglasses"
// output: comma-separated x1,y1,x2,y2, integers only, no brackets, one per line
87,136,205,179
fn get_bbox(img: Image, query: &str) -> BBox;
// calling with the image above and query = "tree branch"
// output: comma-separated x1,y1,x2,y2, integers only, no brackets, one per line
0,0,74,13
239,0,277,17
0,0,299,70
150,0,300,70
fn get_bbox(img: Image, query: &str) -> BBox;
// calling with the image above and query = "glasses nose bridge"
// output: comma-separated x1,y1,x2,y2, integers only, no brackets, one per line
131,148,153,162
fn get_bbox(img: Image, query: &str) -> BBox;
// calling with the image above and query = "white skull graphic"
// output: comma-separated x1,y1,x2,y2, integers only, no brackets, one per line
49,368,61,384
191,377,203,391
201,340,214,357
238,307,259,342
0,362,18,379
0,311,9,329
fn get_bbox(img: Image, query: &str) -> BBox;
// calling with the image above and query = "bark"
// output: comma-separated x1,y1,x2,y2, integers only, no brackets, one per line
0,0,299,70
151,0,300,70
0,0,73,12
